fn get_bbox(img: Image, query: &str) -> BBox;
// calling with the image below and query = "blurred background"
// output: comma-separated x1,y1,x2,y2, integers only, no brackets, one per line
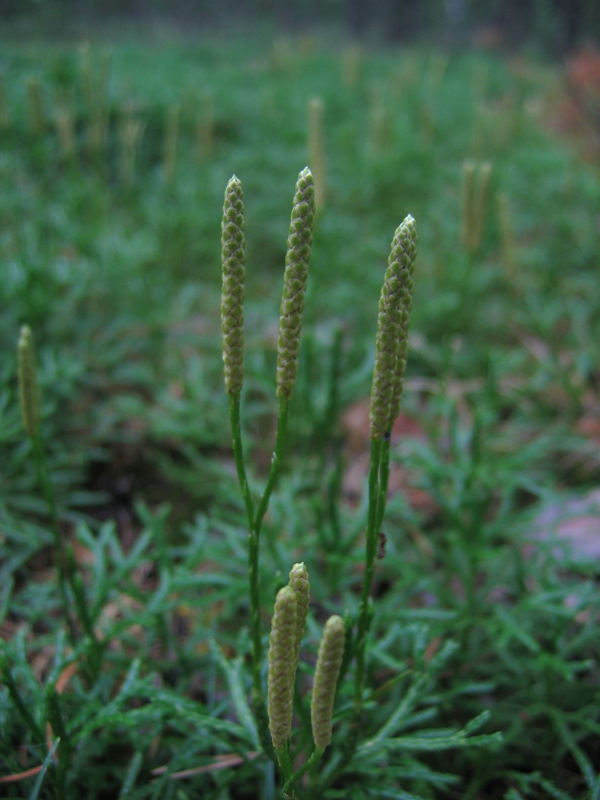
3,0,600,54
0,0,599,537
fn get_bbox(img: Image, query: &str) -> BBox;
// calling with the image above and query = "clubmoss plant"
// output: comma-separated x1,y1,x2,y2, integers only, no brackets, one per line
474,162,492,247
221,167,316,761
221,175,246,398
387,215,417,429
163,104,179,187
18,325,41,440
18,327,73,644
264,568,348,799
369,216,417,441
26,77,44,137
54,92,76,163
461,160,492,256
119,104,144,185
354,214,417,755
222,185,420,795
274,609,347,799
17,326,101,672
311,615,345,750
270,36,294,73
461,160,475,250
268,586,297,770
341,44,362,88
498,191,517,282
288,562,310,677
276,166,316,402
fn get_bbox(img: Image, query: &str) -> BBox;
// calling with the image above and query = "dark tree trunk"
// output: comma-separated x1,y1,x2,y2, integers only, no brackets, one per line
557,0,582,52
346,0,370,37
384,0,423,41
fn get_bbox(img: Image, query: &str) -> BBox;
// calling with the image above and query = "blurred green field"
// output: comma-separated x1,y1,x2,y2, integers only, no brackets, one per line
1,33,600,800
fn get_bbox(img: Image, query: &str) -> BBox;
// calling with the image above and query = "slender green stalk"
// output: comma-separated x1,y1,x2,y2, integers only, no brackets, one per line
282,746,325,799
245,403,291,763
228,389,277,758
32,433,60,540
228,394,255,526
18,326,77,644
253,399,291,539
18,326,40,439
276,745,295,788
375,436,391,535
18,327,108,675
32,432,77,647
353,438,383,707
33,428,104,680
248,397,290,687
251,687,276,762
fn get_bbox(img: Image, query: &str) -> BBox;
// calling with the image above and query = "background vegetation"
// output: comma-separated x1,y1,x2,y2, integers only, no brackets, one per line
4,0,600,54
1,18,600,800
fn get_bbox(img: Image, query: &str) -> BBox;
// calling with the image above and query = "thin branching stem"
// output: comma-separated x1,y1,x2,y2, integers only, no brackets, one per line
249,398,290,687
275,744,296,798
353,438,383,705
229,394,255,527
31,433,77,646
282,746,325,798
254,398,290,537
375,437,391,534
229,393,291,758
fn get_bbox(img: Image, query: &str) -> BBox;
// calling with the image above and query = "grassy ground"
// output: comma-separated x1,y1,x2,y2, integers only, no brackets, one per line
1,31,600,799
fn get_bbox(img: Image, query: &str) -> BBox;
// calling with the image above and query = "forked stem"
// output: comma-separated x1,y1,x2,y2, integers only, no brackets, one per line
228,393,291,759
282,746,325,798
251,398,290,687
229,394,255,527
31,433,77,647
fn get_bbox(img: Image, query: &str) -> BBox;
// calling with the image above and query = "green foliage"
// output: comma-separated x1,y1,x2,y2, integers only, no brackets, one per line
1,35,599,800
